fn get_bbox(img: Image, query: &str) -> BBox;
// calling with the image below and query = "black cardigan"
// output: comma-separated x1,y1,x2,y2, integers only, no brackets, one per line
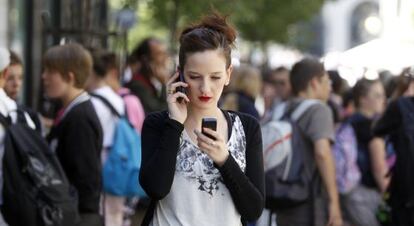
47,100,103,214
139,110,265,225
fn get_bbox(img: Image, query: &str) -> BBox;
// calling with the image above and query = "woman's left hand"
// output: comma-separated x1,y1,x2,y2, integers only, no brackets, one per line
194,128,229,167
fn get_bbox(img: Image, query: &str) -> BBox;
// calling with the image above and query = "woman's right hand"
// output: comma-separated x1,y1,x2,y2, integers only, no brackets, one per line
166,72,189,124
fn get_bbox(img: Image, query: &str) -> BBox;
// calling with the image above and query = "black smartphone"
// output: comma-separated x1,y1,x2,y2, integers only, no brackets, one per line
175,69,187,103
201,117,217,140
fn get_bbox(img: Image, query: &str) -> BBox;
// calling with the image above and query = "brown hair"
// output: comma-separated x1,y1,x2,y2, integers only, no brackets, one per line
43,43,92,88
352,78,380,108
290,58,325,95
9,50,22,66
391,67,414,100
90,49,118,78
178,12,236,70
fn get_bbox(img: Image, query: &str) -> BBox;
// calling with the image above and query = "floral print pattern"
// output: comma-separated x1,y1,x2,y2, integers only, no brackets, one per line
176,114,246,196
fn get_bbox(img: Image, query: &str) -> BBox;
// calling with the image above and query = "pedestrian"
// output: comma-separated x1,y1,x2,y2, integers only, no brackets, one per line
0,47,12,226
125,37,170,114
4,50,42,132
139,12,264,226
221,65,262,119
43,43,103,226
275,58,343,226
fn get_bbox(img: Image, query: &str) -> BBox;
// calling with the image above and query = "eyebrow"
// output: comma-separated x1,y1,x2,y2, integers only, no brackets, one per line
188,71,223,76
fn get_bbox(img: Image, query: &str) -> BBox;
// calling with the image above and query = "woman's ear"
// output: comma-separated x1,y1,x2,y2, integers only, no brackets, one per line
225,65,233,86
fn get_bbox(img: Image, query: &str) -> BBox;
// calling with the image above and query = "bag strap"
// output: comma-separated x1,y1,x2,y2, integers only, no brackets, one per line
90,93,122,118
291,99,320,121
0,113,11,128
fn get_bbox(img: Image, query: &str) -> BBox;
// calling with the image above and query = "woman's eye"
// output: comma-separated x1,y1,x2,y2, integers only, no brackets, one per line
189,76,200,79
211,77,221,80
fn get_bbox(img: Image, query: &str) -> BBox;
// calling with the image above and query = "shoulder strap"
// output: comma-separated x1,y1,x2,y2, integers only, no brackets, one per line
90,93,122,118
221,110,235,140
0,113,11,128
291,99,320,121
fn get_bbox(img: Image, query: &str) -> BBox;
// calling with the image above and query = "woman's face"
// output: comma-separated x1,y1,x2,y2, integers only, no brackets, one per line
4,64,23,100
183,49,232,110
42,68,72,99
362,82,386,114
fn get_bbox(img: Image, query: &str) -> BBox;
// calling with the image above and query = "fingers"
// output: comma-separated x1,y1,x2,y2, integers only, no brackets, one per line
170,82,188,91
169,92,190,103
194,130,211,144
202,128,222,142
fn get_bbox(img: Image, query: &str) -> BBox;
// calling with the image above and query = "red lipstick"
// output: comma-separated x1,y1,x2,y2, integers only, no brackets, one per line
198,96,212,102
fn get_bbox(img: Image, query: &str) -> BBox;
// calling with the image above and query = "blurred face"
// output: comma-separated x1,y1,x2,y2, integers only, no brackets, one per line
42,68,72,99
314,73,331,102
361,82,385,115
184,49,232,110
150,41,169,67
4,64,23,100
270,71,291,100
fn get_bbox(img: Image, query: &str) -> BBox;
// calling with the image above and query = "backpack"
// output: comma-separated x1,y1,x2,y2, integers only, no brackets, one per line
388,97,414,207
332,122,361,194
90,94,146,197
1,110,80,226
261,100,319,210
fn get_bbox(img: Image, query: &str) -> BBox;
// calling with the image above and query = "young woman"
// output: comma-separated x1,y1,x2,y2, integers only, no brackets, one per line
346,78,389,226
139,13,264,226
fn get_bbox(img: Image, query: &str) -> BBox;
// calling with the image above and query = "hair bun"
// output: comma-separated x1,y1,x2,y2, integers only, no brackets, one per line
181,12,236,47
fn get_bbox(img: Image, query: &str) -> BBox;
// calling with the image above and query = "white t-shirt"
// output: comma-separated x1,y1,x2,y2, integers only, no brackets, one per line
90,86,125,161
150,113,247,226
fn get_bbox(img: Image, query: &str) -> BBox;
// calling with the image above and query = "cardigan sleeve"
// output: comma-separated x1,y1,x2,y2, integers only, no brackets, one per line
216,112,265,221
139,111,184,200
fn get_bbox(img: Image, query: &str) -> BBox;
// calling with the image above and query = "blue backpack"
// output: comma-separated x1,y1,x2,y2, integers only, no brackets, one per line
90,94,146,197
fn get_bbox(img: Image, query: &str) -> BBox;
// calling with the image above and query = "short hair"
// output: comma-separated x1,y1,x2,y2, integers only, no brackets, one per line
90,49,118,78
290,58,325,95
9,50,22,66
352,78,380,108
43,43,92,88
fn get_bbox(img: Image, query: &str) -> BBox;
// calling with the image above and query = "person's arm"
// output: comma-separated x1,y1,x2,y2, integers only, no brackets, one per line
216,114,264,221
62,115,102,212
369,137,390,193
139,112,184,200
314,139,342,226
305,104,342,226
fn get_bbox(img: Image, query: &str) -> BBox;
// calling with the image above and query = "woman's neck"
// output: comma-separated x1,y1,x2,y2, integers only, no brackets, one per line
185,106,222,127
62,88,84,108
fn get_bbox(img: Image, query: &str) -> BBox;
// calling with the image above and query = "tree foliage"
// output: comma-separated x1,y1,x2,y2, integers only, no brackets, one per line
147,0,325,45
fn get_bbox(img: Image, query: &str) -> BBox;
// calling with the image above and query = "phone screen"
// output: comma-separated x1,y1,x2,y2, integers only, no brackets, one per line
202,117,217,140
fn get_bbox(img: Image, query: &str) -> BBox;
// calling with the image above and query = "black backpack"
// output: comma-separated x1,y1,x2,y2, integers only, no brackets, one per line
388,97,414,208
0,110,80,226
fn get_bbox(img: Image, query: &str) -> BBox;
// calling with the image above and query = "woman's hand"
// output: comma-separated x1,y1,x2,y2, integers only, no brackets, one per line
167,72,189,124
194,128,229,167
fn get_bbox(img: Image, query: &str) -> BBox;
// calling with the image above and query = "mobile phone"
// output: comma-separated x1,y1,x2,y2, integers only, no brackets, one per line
201,117,217,140
175,69,187,103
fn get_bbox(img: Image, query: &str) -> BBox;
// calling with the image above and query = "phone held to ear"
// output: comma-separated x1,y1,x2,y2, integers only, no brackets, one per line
175,70,187,103
201,117,217,140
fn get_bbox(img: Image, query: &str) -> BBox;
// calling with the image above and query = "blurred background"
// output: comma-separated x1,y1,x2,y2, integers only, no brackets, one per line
0,0,413,114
